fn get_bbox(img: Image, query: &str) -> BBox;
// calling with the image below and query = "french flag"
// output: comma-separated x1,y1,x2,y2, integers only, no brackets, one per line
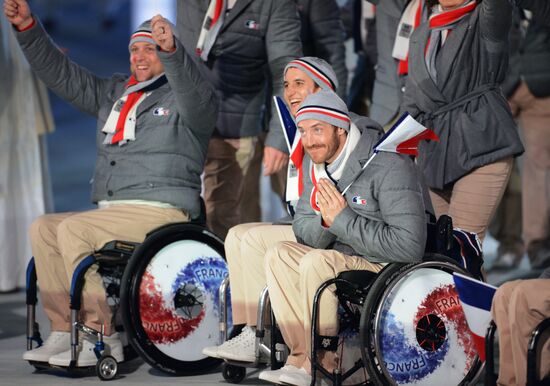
374,112,439,156
452,273,498,362
274,96,304,201
341,112,438,195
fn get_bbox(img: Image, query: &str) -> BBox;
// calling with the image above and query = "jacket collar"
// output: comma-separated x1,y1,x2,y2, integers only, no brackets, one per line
221,0,254,32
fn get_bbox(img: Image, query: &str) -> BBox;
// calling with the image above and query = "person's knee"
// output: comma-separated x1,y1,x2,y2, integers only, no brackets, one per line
29,214,58,244
265,241,294,270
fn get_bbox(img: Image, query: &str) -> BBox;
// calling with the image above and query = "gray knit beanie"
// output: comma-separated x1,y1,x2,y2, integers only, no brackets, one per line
284,57,338,92
129,20,155,51
295,90,350,131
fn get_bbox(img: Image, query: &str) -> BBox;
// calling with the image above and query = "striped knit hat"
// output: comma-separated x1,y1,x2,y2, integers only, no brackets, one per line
296,91,350,132
284,57,338,92
129,20,155,51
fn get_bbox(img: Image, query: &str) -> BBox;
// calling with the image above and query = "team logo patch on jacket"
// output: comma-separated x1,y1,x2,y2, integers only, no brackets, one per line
153,107,171,116
352,196,367,206
245,20,260,30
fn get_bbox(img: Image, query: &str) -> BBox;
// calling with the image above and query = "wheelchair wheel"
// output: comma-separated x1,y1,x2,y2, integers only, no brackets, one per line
120,223,229,375
359,257,482,385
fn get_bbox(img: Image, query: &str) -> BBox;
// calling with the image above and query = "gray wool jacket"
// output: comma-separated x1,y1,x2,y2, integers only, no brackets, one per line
296,0,348,100
367,0,409,127
293,125,427,264
402,0,524,190
177,0,303,152
16,21,218,219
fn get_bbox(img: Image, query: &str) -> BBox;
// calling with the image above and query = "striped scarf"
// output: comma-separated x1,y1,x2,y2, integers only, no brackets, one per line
393,0,425,76
196,0,227,61
102,74,166,146
425,0,477,80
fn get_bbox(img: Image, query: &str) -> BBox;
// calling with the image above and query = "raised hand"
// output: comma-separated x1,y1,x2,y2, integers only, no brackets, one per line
151,14,175,52
3,0,33,30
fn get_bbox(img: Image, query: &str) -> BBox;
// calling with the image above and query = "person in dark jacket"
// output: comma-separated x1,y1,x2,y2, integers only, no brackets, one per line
177,0,302,238
240,0,348,224
504,11,550,271
402,0,524,243
5,0,217,367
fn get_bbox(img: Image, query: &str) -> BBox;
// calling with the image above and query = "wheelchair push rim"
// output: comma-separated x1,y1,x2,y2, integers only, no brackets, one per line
360,257,482,386
120,223,229,375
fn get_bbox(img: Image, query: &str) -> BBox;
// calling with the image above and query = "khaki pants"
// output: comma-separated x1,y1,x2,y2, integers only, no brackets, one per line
489,162,524,258
491,279,550,386
430,158,513,242
265,242,383,372
509,82,550,268
203,136,256,239
225,223,295,325
29,204,189,335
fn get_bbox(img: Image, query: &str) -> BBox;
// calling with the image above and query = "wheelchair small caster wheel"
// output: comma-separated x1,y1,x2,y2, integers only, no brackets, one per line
96,355,118,381
222,363,246,384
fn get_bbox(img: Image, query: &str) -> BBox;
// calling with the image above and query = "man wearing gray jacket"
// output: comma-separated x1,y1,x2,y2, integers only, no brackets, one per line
260,91,427,386
5,0,217,367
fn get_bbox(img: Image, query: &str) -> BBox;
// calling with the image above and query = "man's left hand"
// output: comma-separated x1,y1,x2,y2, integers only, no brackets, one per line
151,14,175,52
263,146,288,176
317,178,347,227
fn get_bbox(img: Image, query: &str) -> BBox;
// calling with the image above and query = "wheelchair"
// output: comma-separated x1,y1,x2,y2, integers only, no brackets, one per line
25,217,230,380
216,215,485,385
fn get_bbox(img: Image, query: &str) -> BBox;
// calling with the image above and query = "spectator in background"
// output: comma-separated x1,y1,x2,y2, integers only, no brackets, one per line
501,9,550,271
0,11,54,292
241,0,348,223
177,0,302,238
402,0,524,243
346,0,377,116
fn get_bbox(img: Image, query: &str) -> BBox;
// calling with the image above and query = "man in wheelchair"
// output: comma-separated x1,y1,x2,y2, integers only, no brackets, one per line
259,91,428,386
5,0,217,368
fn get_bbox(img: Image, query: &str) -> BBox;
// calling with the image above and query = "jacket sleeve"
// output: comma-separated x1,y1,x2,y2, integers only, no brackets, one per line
480,0,513,42
15,19,111,117
292,159,338,248
309,0,348,99
158,38,218,136
264,0,303,153
509,0,550,25
329,154,427,263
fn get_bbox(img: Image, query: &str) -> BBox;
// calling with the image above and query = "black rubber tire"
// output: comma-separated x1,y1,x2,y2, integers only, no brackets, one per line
359,256,483,386
222,363,247,384
120,223,226,375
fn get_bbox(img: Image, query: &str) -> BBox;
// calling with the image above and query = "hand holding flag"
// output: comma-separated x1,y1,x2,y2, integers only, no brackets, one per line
342,112,439,195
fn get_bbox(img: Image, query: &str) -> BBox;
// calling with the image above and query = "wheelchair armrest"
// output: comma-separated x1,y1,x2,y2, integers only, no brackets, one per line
527,317,550,386
94,240,140,263
336,270,378,295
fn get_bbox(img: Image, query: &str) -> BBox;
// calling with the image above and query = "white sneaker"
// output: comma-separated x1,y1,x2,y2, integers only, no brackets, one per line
279,366,311,386
259,364,301,384
215,325,268,363
22,331,71,363
48,332,124,367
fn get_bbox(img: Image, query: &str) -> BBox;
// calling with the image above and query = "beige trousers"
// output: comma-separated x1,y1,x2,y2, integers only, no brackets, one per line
509,82,550,267
491,279,550,386
29,204,189,335
225,222,295,325
430,158,513,242
265,241,383,372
